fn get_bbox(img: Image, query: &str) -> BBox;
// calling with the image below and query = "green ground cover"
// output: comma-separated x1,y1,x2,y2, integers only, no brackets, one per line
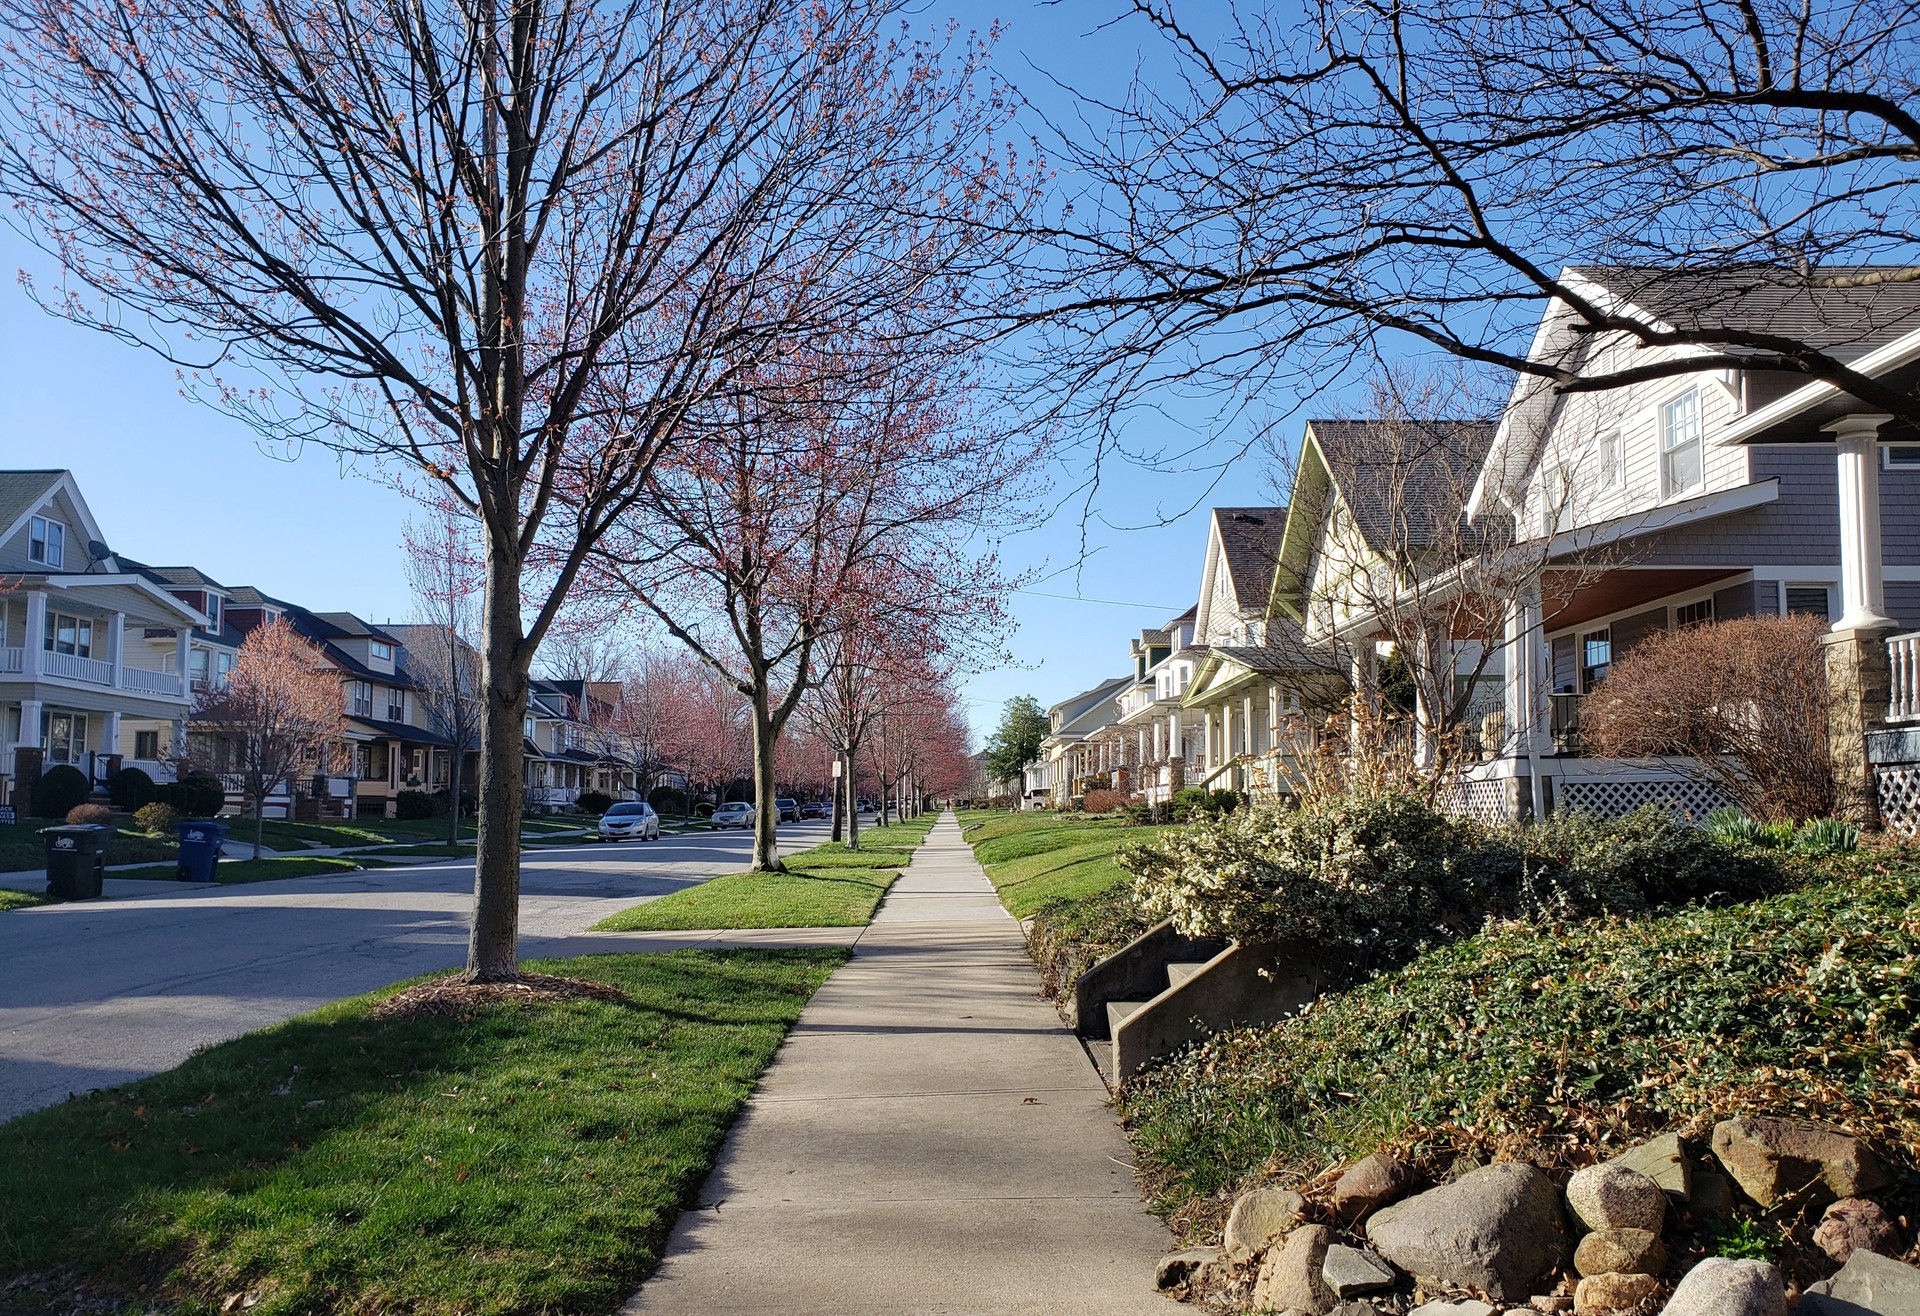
113,856,373,884
0,888,52,912
0,821,174,873
361,843,474,859
249,818,474,850
0,949,844,1316
1118,853,1920,1241
593,863,901,931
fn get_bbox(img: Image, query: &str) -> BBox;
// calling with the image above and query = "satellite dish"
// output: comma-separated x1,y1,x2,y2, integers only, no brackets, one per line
87,539,112,560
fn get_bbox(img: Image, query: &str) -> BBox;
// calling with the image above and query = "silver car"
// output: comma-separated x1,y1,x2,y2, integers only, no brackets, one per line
710,801,754,830
596,801,660,842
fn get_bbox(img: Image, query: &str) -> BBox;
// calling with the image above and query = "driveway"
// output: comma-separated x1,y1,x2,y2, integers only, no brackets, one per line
0,821,834,1122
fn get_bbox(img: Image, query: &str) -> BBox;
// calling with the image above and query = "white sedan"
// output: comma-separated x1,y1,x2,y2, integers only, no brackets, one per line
596,801,661,842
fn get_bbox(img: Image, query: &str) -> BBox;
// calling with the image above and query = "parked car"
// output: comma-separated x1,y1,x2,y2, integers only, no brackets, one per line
774,797,801,822
596,800,660,842
799,800,830,820
710,801,755,830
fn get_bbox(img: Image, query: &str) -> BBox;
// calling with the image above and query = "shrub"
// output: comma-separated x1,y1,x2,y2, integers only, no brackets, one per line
647,786,688,815
393,789,440,820
1209,788,1242,814
431,786,476,817
1081,788,1127,814
134,801,181,836
575,790,614,816
159,771,226,818
107,766,156,810
31,765,92,819
1492,807,1782,915
65,803,114,826
693,802,715,818
1169,786,1217,823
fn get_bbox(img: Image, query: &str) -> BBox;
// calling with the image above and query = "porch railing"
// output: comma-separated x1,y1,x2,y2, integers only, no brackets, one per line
44,651,113,684
121,666,183,697
1889,632,1920,723
0,647,20,674
1549,692,1585,754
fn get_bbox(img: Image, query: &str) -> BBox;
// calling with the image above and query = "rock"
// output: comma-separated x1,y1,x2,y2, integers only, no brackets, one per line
1409,1303,1496,1316
1366,1162,1569,1301
1154,1247,1219,1289
1321,1243,1396,1297
1565,1163,1668,1234
1328,1304,1384,1316
1253,1224,1335,1314
1532,1299,1575,1312
1573,1227,1666,1278
1814,1197,1902,1263
1607,1133,1691,1201
1710,1116,1892,1208
1799,1247,1920,1315
1660,1257,1786,1316
1687,1165,1734,1221
1332,1153,1418,1223
1572,1271,1662,1312
1226,1185,1308,1261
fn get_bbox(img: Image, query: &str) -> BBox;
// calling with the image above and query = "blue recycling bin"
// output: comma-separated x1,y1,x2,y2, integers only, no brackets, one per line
175,820,230,882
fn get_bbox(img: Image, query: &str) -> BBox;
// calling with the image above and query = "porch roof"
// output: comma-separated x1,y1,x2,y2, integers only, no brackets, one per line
1717,324,1920,446
1541,567,1747,634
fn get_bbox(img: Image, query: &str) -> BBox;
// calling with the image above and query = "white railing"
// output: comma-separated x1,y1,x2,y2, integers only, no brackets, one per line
43,650,113,684
0,647,20,674
121,666,183,697
1889,632,1920,722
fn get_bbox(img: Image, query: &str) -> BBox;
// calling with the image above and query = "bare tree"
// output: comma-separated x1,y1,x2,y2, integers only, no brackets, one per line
2,0,1031,980
398,513,485,845
1034,0,1920,432
190,619,342,859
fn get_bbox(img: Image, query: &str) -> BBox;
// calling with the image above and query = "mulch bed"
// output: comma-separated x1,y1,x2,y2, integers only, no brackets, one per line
373,972,628,1021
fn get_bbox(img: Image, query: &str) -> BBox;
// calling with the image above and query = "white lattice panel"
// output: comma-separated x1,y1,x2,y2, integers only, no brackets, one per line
1442,777,1512,825
1875,766,1920,836
1558,777,1730,822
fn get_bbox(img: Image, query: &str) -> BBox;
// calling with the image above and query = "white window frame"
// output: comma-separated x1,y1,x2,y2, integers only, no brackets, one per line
348,680,374,718
43,710,87,764
1580,627,1612,693
27,515,65,568
1883,444,1920,469
204,594,221,631
43,611,94,658
1596,426,1623,489
1660,388,1705,500
370,640,393,661
1784,582,1835,621
1674,596,1715,628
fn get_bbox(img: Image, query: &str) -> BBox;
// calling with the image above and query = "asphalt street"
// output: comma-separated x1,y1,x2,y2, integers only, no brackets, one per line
0,820,834,1121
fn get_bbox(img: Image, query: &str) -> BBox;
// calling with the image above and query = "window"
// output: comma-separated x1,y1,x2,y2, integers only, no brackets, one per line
1786,584,1834,621
1581,628,1612,692
1883,446,1920,468
347,680,374,717
43,711,87,764
28,515,64,567
203,594,221,631
189,647,210,688
135,730,160,759
370,640,393,662
1597,427,1622,488
215,651,234,687
387,689,405,722
43,612,93,658
1660,389,1704,498
1675,598,1715,628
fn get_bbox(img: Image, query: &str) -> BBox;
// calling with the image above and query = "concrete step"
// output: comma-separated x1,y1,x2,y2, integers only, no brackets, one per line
1165,961,1209,988
1105,999,1149,1037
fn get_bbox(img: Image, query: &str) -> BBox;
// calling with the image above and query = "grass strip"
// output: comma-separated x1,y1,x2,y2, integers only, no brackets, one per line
0,949,846,1316
0,888,51,912
362,843,474,859
113,856,373,885
594,861,902,931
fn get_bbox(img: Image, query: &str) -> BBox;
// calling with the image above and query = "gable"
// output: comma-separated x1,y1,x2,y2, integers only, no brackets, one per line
0,475,109,574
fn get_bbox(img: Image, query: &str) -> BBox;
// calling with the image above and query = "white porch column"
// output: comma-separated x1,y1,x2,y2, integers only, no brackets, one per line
19,699,43,754
22,591,46,678
107,611,125,689
175,629,192,693
1826,414,1896,631
1348,640,1377,754
1242,694,1255,754
169,718,187,762
102,710,122,759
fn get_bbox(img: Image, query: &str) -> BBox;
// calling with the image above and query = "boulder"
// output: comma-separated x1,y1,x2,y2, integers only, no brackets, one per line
1660,1257,1786,1316
1332,1153,1418,1223
1710,1116,1891,1208
1366,1162,1569,1300
1408,1303,1496,1316
1321,1243,1396,1297
1688,1165,1734,1221
1573,1227,1666,1278
1328,1305,1385,1316
1253,1224,1336,1315
1154,1247,1219,1290
1814,1197,1902,1264
1572,1271,1662,1312
1798,1248,1920,1315
1606,1133,1691,1201
1226,1185,1308,1261
1565,1163,1668,1234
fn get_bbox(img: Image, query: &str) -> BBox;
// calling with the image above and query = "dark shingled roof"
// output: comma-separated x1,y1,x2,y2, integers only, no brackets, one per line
0,470,63,532
309,611,400,642
1570,265,1920,360
1214,507,1286,608
1306,419,1498,554
139,564,228,591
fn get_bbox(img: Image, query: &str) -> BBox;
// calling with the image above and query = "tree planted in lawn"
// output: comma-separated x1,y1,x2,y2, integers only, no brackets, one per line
982,695,1049,796
191,619,342,859
2,0,1031,979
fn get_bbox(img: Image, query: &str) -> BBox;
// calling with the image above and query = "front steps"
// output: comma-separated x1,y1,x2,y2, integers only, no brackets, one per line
1074,921,1329,1085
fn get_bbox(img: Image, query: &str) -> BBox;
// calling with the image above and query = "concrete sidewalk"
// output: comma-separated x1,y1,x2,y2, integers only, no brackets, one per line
624,812,1173,1315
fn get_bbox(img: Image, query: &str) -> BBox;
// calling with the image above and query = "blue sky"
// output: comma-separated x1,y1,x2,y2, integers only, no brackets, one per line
0,1,1315,739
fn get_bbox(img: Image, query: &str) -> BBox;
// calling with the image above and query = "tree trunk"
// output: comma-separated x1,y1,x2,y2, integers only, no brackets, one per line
447,743,465,847
748,678,784,872
467,549,530,983
843,748,860,851
251,794,265,861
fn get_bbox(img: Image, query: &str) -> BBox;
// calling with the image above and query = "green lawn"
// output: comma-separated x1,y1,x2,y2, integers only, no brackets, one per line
0,821,174,873
0,888,51,912
0,949,845,1316
594,865,900,931
114,855,374,884
362,842,475,859
250,817,476,851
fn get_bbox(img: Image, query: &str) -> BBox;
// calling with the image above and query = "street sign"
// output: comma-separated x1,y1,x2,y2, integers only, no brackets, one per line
831,760,842,777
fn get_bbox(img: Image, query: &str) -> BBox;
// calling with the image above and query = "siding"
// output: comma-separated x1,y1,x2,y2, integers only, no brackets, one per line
1612,606,1669,659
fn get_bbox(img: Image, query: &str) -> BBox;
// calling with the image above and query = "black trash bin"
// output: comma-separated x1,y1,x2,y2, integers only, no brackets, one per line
175,820,230,883
42,824,109,900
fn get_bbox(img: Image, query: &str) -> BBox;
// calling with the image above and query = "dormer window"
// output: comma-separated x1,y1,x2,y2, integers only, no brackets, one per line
204,594,221,631
370,640,393,661
28,516,64,568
